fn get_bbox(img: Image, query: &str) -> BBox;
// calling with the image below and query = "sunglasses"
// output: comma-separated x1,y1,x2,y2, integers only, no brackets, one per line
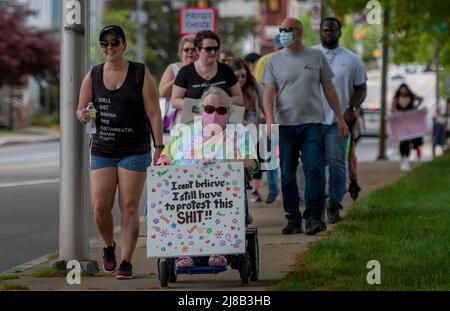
100,39,122,48
279,27,300,33
203,105,228,115
235,73,247,80
201,46,219,53
182,47,196,53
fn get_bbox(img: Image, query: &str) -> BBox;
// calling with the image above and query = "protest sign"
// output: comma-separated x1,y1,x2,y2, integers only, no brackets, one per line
388,107,428,142
147,162,245,257
179,7,216,35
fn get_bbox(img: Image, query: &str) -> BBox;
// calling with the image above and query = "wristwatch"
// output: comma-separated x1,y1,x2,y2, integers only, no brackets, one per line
154,144,165,150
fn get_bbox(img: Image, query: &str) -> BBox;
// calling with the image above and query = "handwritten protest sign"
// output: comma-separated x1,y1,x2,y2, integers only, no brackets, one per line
388,107,428,142
147,162,245,257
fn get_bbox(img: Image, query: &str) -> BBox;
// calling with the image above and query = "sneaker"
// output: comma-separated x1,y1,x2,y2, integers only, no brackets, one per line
281,223,303,235
327,203,343,224
305,219,326,235
400,157,411,172
250,191,262,203
265,193,279,204
116,260,133,280
102,242,117,273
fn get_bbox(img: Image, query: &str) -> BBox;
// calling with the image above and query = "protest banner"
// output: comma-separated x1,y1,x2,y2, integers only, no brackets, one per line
388,107,428,142
147,162,246,257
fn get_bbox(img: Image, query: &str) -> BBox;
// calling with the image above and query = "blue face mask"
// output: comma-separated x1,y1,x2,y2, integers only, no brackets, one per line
279,31,295,48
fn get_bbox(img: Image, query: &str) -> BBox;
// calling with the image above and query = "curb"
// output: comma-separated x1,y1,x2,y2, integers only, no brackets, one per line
0,136,60,147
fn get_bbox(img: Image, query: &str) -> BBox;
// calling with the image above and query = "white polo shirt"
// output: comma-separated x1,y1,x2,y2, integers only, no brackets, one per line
313,44,368,125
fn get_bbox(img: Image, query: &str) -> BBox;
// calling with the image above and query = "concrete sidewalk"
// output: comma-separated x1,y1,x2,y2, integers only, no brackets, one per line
1,160,412,291
0,126,60,146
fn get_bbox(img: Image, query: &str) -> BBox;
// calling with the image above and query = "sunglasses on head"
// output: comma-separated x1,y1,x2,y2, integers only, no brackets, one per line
201,46,219,53
279,27,300,33
182,47,196,53
203,105,228,115
100,39,122,48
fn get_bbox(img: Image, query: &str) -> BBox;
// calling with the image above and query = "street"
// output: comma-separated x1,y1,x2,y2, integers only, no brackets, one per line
0,142,143,272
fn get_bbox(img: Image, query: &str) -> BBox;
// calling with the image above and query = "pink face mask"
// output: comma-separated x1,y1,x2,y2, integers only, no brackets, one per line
202,111,230,129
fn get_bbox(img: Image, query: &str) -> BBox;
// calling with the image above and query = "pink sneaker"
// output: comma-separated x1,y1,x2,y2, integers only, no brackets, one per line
208,255,227,267
175,257,194,268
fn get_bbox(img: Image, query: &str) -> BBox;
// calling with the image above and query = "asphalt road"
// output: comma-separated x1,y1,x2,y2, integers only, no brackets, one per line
0,142,144,272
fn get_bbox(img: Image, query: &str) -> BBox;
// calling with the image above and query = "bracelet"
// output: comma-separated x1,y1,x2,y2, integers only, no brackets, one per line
154,144,165,150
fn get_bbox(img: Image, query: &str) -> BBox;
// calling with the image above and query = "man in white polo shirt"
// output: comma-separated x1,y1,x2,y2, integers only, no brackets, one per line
313,17,368,223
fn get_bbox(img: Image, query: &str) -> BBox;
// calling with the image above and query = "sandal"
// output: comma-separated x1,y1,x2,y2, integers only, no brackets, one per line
175,257,194,268
208,255,227,267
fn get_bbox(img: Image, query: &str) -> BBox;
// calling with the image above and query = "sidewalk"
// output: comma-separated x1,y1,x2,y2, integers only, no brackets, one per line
1,160,412,291
0,126,60,146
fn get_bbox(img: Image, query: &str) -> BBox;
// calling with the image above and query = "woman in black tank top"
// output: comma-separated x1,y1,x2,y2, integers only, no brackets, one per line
75,25,163,279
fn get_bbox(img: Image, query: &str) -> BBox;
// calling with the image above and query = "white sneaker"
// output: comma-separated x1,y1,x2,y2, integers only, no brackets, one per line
400,157,411,172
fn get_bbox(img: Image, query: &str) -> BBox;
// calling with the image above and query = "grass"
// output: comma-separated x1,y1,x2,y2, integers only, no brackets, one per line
32,266,65,278
2,283,29,291
47,251,59,261
0,274,19,281
30,113,60,127
273,154,450,291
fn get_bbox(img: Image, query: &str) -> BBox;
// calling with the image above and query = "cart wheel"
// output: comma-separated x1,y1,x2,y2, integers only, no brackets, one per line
167,258,177,283
247,230,259,281
240,256,250,285
160,260,168,288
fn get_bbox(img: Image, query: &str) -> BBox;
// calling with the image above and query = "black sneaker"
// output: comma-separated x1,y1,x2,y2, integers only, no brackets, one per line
281,223,303,235
102,242,117,273
305,219,326,235
327,203,343,224
265,193,279,204
116,260,133,280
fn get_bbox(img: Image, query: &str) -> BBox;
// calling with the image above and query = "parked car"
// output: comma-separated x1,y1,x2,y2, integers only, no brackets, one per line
361,101,382,136
389,67,406,80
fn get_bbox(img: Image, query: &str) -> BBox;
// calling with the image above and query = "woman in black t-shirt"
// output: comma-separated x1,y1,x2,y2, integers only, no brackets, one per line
171,30,243,110
76,25,163,280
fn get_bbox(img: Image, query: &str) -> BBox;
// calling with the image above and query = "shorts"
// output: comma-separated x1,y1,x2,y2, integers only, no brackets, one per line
90,153,151,172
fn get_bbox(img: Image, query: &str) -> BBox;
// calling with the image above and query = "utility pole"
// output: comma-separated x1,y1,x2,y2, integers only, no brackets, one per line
435,41,440,108
377,9,389,160
53,0,98,274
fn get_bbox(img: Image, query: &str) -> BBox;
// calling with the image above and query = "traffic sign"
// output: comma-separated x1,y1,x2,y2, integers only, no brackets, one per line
180,7,216,35
311,1,321,31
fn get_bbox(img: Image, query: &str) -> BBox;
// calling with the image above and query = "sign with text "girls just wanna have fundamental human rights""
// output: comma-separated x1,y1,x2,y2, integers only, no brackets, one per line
147,162,245,257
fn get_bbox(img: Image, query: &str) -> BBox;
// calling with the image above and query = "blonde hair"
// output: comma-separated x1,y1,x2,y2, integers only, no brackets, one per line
178,34,196,58
199,87,234,114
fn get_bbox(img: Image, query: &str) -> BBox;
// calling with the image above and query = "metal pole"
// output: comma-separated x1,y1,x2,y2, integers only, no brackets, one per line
136,0,145,63
435,41,440,108
377,8,389,160
55,0,97,273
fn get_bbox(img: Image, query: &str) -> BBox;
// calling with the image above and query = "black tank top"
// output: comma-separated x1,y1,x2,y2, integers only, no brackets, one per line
90,61,151,157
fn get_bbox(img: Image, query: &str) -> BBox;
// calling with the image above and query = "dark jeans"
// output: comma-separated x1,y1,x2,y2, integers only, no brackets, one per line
279,124,325,224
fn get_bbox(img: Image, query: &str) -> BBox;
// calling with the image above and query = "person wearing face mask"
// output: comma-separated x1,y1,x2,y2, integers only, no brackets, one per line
391,83,424,171
171,30,243,110
263,18,347,236
156,87,258,268
159,35,198,132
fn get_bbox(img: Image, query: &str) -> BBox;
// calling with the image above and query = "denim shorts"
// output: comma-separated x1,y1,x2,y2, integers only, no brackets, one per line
90,153,151,172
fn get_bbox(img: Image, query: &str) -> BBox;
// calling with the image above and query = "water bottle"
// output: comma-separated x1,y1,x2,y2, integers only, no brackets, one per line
86,102,97,134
